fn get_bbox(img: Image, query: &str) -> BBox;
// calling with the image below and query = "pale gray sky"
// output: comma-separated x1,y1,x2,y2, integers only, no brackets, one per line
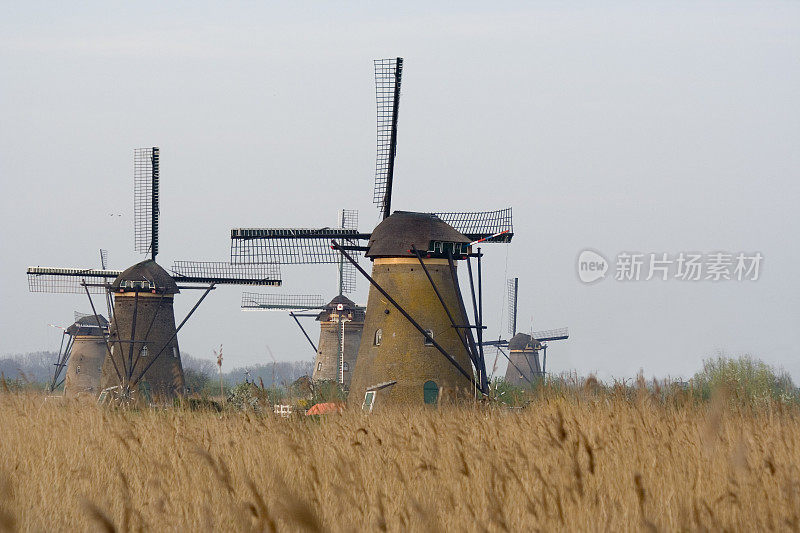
2,1,798,381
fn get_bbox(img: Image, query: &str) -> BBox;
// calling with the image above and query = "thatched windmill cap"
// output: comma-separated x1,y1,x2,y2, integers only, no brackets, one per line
365,211,470,258
508,333,541,351
112,259,179,294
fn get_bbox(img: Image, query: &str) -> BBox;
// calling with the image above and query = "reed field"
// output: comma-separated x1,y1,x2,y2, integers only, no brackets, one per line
1,382,800,532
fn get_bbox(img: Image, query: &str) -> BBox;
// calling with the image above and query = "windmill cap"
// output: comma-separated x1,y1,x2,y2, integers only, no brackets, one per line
326,294,358,309
508,333,541,351
67,314,108,335
365,211,470,258
112,259,179,294
317,294,365,321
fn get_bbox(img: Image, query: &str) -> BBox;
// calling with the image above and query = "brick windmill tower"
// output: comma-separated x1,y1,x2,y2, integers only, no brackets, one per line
28,147,281,401
231,58,514,409
62,313,110,397
46,311,110,397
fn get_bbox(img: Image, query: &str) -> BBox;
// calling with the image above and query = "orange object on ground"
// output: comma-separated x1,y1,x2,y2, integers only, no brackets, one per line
305,402,345,415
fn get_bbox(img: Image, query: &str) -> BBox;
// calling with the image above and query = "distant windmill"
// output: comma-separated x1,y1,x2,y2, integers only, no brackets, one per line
60,312,110,397
46,249,114,395
28,147,281,401
483,277,569,386
241,209,366,389
231,58,514,409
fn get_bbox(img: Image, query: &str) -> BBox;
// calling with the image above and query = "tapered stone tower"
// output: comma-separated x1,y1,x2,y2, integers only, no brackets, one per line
63,314,109,398
348,212,476,408
311,295,365,388
503,333,542,386
100,260,185,399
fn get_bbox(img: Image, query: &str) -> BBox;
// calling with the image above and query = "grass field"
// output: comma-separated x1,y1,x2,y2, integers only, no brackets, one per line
1,386,799,532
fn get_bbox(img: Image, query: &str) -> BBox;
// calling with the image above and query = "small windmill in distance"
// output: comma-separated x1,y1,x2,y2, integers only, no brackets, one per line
240,209,366,389
483,277,569,386
44,250,113,396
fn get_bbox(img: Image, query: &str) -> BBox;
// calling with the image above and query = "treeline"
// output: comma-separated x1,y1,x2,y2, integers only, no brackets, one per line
0,352,57,384
0,351,312,391
182,354,312,393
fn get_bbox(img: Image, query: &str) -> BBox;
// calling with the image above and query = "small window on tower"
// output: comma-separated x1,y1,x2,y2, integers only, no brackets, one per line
76,365,81,374
343,362,349,372
141,345,149,357
424,330,434,346
374,329,382,346
317,362,322,371
172,346,179,358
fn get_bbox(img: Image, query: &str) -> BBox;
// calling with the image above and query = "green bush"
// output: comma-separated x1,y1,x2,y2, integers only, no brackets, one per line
226,382,264,412
310,380,346,405
489,377,531,407
691,355,798,405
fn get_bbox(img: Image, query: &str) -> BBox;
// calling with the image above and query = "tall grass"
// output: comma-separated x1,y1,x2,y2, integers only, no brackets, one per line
1,384,799,531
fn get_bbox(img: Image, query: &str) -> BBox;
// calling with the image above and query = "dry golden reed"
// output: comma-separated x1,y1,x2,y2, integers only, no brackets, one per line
1,391,799,532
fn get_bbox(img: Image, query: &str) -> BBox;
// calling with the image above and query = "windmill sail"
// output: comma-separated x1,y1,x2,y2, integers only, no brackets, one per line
134,147,159,259
170,261,281,286
374,57,403,220
230,228,367,264
507,277,518,337
532,327,569,343
338,209,359,294
241,293,326,311
434,209,514,243
27,267,122,294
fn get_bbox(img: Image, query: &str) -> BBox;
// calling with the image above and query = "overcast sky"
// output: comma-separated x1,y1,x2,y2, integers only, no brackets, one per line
1,1,798,382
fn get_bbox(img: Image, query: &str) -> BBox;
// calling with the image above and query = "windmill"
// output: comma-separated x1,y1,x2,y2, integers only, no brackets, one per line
28,147,281,401
484,277,569,386
241,209,366,389
231,58,514,409
59,312,110,397
45,312,107,396
45,250,113,396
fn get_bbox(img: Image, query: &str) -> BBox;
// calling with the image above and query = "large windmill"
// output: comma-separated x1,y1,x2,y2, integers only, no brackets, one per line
241,209,366,389
28,147,281,400
484,277,569,386
231,58,514,409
